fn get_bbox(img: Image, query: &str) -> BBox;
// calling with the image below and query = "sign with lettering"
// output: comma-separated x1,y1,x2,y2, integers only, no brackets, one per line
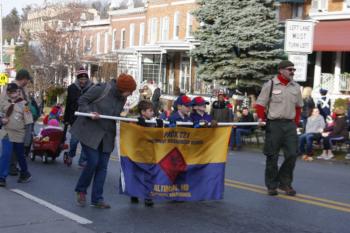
288,54,308,82
284,20,315,54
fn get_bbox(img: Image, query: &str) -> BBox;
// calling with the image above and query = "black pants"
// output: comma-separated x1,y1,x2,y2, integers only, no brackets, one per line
263,120,298,189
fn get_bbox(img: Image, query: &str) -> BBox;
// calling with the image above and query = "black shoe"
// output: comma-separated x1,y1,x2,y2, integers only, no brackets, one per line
9,168,19,176
144,199,154,207
279,185,296,196
0,178,6,187
130,197,139,203
267,188,278,196
18,173,32,183
90,201,111,209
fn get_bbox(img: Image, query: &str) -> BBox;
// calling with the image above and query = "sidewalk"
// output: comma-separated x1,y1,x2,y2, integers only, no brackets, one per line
0,188,95,233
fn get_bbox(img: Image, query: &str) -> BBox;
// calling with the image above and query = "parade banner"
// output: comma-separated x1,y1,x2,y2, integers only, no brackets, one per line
119,122,231,201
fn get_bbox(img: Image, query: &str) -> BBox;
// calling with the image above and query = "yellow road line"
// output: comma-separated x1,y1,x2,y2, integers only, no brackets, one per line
225,179,350,209
224,180,350,213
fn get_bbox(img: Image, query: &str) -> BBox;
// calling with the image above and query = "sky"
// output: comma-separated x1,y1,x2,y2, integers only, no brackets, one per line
2,0,45,16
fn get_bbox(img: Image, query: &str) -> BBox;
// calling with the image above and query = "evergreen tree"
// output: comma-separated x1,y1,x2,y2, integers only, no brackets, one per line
192,0,285,91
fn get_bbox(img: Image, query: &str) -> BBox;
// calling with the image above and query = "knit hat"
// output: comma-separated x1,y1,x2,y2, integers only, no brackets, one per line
191,96,209,106
116,73,137,93
76,67,89,79
15,69,32,81
6,83,19,92
320,88,328,95
278,60,294,70
176,95,193,107
48,119,59,127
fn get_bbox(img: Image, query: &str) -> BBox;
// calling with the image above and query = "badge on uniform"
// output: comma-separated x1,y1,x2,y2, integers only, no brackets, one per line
272,89,282,95
24,106,30,113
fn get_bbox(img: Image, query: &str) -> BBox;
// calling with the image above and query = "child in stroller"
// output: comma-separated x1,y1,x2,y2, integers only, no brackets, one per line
31,119,68,163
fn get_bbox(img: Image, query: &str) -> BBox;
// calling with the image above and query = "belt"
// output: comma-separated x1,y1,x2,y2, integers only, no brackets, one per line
267,119,293,122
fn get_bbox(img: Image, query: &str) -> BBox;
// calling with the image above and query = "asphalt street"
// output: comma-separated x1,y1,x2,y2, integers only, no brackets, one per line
1,142,349,233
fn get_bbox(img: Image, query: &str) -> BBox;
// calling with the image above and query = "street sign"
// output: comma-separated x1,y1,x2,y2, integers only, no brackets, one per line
284,20,315,54
288,54,308,82
0,73,9,86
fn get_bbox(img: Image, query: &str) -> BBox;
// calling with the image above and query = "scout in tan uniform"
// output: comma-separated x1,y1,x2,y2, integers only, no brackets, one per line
0,69,33,176
0,83,33,187
255,60,303,196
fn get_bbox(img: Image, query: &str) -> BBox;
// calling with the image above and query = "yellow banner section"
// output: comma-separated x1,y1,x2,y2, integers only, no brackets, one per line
120,122,231,165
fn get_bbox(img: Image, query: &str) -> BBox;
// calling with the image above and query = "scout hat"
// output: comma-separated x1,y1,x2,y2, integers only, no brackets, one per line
6,83,19,92
278,60,294,70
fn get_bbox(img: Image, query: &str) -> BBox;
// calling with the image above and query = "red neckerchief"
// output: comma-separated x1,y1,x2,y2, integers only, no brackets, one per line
277,74,290,86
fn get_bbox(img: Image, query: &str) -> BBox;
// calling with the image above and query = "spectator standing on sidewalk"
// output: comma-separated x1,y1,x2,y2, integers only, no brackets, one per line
0,83,33,187
71,73,136,209
255,60,303,196
63,67,93,167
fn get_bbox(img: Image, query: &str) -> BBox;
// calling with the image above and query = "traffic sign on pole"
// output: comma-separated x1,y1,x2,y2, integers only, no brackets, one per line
0,72,8,85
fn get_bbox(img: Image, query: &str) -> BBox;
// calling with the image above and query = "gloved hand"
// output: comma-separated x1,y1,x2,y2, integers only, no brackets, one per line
169,120,176,128
156,119,164,128
210,120,218,128
193,120,201,128
137,117,147,126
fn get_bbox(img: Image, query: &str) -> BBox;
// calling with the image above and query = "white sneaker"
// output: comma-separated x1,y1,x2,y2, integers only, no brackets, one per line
317,152,327,160
345,154,350,160
324,152,334,160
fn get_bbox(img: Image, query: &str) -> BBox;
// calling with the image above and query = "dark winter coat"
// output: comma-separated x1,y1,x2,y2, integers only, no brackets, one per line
238,113,255,130
63,80,93,125
70,80,127,153
329,116,348,139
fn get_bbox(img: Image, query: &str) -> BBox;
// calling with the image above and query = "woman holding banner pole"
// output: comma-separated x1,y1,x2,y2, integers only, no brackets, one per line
71,73,136,209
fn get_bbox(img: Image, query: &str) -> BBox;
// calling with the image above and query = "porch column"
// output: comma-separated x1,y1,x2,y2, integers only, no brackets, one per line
333,52,341,94
137,52,142,85
87,64,92,79
313,52,322,92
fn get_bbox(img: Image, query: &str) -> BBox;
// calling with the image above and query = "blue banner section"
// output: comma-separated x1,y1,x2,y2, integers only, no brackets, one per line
120,156,225,201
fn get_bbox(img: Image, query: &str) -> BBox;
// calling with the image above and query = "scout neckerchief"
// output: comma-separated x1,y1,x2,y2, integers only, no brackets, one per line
6,98,24,118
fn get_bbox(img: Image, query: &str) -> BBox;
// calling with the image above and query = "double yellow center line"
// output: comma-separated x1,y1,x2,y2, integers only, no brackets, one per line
225,179,350,213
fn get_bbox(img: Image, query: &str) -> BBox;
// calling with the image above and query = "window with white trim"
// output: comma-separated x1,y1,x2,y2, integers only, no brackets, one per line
150,17,158,43
311,0,328,12
186,12,193,38
292,3,303,18
139,23,145,46
130,23,135,47
112,29,117,51
104,32,109,53
96,32,100,54
162,17,169,41
121,29,126,49
346,0,350,9
173,11,180,39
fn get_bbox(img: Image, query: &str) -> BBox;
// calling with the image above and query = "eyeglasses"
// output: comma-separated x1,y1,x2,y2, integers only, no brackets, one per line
285,68,296,72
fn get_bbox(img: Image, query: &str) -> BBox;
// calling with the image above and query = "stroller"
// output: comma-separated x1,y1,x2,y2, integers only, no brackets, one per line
31,125,68,163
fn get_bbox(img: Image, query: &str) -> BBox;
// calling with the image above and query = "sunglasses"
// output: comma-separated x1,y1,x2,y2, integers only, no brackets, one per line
285,68,296,72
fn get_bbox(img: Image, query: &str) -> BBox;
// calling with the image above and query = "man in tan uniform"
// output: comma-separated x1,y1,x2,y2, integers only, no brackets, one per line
255,60,303,196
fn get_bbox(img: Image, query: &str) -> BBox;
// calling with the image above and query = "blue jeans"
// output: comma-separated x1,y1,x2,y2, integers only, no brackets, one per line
75,144,110,203
298,133,315,154
230,128,251,147
0,138,29,179
69,134,87,164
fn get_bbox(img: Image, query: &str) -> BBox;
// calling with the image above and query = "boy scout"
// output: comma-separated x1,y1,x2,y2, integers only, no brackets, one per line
0,83,33,186
255,60,303,196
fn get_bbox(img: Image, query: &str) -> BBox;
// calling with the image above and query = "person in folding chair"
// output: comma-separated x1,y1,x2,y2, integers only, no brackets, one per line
317,107,348,160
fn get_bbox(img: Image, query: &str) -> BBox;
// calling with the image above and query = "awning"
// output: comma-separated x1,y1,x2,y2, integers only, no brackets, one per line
277,0,305,3
314,20,350,51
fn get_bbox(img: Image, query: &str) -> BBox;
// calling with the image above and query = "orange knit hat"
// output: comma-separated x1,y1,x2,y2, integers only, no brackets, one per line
116,73,137,93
